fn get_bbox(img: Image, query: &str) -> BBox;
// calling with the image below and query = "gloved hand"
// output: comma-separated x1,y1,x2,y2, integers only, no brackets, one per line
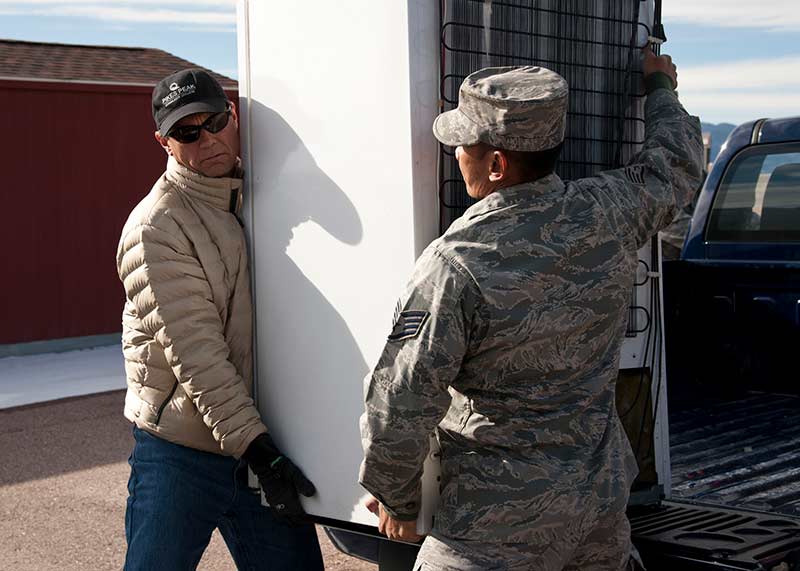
243,433,316,525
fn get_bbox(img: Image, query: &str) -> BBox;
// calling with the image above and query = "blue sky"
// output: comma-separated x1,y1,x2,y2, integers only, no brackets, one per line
0,0,797,125
660,0,799,124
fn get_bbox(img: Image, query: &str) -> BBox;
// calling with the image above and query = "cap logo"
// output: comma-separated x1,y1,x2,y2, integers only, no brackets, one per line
162,82,197,107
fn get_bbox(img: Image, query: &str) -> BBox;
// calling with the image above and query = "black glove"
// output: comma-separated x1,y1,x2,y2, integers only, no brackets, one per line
242,433,316,525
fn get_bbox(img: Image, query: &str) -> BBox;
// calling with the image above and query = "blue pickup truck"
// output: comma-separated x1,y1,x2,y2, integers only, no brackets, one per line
642,115,800,570
670,115,800,397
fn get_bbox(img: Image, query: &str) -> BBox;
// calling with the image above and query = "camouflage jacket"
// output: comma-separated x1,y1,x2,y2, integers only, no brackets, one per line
359,87,703,543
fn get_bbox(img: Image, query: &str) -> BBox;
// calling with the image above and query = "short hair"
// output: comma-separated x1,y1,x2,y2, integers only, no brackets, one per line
502,143,563,181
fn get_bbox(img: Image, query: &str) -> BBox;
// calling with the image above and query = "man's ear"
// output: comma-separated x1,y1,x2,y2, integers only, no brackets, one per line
489,150,508,182
229,100,239,128
154,131,173,156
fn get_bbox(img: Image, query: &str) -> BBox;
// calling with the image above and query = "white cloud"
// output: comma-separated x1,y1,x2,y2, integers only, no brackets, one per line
663,0,800,31
0,1,235,27
679,56,800,91
0,0,234,5
174,26,236,34
683,92,798,110
54,6,233,25
677,56,800,124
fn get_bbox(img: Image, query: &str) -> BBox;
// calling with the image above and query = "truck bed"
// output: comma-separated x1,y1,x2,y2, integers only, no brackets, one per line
669,392,800,517
629,393,800,570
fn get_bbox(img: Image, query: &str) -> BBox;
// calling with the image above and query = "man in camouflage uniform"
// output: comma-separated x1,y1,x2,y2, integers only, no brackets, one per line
360,48,703,570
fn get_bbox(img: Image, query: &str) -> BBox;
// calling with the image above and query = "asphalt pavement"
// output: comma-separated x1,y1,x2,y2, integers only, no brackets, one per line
0,390,376,570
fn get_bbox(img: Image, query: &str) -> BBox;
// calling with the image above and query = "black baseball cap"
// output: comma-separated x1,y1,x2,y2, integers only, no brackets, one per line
152,68,229,136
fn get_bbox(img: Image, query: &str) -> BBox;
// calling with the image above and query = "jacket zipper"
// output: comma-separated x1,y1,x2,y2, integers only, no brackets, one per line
154,381,179,425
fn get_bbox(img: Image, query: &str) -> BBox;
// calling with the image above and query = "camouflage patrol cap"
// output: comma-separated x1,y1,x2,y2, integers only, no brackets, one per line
433,66,568,152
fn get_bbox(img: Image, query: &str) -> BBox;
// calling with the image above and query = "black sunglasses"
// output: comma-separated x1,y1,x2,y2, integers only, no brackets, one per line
168,107,231,144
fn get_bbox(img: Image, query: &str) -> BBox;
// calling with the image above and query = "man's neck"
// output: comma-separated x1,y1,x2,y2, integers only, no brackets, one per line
172,158,241,180
486,171,551,197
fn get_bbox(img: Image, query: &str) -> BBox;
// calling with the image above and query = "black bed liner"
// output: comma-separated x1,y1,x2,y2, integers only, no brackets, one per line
669,392,800,518
629,392,800,570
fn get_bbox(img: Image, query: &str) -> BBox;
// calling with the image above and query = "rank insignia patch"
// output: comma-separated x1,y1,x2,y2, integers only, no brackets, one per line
623,165,646,185
388,310,430,341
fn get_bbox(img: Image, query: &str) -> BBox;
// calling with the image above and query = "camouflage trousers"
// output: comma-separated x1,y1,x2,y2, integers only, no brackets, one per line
413,510,645,571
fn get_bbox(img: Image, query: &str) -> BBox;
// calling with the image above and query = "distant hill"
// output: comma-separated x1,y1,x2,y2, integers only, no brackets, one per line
701,122,737,162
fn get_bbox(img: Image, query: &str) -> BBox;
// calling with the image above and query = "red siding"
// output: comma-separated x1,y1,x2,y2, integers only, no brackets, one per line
0,80,237,344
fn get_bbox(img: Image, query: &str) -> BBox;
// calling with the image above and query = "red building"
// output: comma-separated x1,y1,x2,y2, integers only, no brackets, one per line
0,39,237,351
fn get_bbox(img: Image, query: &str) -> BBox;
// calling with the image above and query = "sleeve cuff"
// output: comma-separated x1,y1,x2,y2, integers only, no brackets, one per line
645,72,675,94
381,503,419,522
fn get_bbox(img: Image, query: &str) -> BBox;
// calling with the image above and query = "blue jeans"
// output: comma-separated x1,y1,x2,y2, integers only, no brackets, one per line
124,427,324,571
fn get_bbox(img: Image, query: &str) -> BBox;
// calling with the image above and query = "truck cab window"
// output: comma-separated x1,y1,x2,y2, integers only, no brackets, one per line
707,145,800,243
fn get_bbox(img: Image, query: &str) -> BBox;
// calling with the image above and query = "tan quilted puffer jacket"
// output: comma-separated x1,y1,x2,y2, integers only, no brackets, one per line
116,157,266,457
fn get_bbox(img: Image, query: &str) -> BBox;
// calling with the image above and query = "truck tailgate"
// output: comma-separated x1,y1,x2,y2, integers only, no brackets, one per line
631,501,800,570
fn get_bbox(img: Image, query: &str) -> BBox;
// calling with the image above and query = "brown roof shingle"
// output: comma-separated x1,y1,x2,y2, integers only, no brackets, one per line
0,39,237,88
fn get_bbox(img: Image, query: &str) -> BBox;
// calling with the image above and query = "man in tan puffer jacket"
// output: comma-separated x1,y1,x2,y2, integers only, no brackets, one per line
117,68,323,571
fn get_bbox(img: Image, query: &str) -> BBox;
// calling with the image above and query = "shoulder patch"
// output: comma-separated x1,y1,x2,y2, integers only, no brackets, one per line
388,310,430,342
623,166,646,185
